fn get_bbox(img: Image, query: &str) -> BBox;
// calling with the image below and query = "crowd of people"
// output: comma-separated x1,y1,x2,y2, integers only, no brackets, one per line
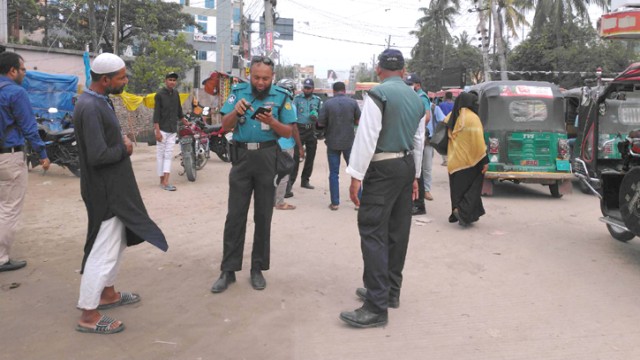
0,48,490,333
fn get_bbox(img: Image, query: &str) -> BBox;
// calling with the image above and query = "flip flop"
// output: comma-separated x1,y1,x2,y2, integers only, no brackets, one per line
162,184,177,191
329,204,339,211
275,203,296,210
75,315,125,335
97,292,141,310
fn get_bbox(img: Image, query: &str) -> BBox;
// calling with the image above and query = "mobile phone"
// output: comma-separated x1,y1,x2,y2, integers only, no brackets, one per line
250,106,272,119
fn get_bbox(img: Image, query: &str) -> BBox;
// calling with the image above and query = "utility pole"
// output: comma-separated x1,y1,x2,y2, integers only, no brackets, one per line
0,0,7,43
113,0,120,55
386,35,391,48
371,54,376,82
264,0,274,57
470,3,491,82
88,0,97,52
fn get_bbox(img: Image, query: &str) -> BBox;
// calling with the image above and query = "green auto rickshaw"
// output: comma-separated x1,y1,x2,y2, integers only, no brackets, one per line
469,81,573,197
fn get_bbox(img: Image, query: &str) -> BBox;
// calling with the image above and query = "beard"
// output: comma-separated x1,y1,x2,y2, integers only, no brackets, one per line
106,85,125,95
252,84,271,100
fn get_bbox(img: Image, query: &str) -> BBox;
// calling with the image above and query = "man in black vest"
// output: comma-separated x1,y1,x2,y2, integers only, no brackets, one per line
340,49,426,328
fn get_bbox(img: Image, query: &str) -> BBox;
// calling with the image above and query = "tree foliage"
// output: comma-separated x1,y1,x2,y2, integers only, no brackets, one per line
38,0,199,53
508,21,635,88
7,0,41,41
128,35,197,94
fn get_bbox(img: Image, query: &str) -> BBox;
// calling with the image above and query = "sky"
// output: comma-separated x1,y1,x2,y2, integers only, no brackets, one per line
243,0,606,79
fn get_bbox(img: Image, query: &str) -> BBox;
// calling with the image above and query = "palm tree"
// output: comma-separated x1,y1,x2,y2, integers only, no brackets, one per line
485,0,531,80
415,0,460,69
532,0,607,47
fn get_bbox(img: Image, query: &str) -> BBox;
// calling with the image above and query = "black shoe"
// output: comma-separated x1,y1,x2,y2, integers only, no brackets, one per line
210,271,236,293
0,259,26,272
284,192,294,198
355,288,400,309
339,306,388,328
250,270,266,290
411,206,426,216
453,209,469,227
301,182,315,189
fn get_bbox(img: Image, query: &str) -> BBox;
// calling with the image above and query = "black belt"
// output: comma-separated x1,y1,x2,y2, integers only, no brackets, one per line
297,123,313,130
0,145,24,154
234,140,277,150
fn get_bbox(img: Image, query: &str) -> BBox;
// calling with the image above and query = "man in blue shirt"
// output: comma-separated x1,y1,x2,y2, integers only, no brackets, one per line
437,91,454,166
289,78,322,194
0,52,49,272
211,56,296,293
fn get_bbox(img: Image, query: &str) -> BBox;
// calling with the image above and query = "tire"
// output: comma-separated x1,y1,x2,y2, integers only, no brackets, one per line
578,180,592,195
549,183,562,198
147,139,156,146
216,141,231,163
607,224,635,242
66,164,81,177
183,151,197,182
195,145,208,170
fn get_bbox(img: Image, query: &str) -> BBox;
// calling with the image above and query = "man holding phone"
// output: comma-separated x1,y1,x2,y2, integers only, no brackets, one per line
210,56,296,293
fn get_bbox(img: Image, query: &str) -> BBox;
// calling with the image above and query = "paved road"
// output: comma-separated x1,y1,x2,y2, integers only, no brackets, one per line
2,143,640,360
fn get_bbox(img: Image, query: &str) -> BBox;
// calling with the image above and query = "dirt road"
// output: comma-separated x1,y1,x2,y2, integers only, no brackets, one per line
2,143,640,360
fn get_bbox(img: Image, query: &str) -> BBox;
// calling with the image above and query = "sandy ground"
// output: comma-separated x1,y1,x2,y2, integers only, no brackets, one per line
3,142,640,360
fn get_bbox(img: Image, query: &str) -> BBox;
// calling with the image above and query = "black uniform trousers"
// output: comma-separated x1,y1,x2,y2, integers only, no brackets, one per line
221,145,277,271
290,127,317,186
358,155,415,314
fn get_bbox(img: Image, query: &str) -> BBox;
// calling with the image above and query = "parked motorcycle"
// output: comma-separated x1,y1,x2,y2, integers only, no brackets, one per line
25,108,80,177
178,118,210,182
189,107,231,163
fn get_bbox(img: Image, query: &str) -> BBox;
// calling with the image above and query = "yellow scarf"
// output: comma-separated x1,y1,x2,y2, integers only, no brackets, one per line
445,108,487,174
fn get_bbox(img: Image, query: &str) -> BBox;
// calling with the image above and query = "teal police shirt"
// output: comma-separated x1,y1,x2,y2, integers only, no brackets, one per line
416,88,433,137
293,93,322,125
220,83,297,143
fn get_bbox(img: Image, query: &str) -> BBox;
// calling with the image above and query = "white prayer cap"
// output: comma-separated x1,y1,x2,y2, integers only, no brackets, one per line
91,53,125,74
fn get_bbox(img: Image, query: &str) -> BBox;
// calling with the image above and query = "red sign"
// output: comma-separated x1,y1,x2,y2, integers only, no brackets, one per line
600,11,640,39
266,32,274,53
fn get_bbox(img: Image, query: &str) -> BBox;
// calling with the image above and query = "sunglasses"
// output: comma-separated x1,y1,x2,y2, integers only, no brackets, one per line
251,56,274,66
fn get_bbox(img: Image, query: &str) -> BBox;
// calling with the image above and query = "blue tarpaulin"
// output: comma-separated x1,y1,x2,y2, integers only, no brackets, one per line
21,71,78,119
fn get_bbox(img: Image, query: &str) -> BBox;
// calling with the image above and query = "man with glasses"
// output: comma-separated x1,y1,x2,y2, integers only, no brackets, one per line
288,78,322,196
211,55,296,293
0,52,50,272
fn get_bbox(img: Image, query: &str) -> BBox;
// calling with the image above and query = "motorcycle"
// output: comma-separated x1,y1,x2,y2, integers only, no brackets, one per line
25,108,80,177
178,118,210,182
189,107,231,163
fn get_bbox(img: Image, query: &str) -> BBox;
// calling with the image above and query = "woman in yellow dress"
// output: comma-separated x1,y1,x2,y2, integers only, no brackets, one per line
444,92,489,227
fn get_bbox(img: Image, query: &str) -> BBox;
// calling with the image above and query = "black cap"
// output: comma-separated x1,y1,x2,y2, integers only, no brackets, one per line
378,48,405,71
405,73,421,85
303,78,314,88
166,72,179,79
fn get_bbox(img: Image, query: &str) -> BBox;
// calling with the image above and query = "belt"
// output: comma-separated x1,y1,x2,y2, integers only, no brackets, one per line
371,151,410,162
297,123,313,130
234,140,277,150
0,145,24,154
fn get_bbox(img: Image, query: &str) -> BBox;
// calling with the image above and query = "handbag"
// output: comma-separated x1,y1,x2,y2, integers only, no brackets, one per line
431,121,449,155
275,149,295,185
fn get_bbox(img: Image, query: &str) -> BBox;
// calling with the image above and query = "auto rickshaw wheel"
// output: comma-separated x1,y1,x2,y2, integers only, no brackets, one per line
549,183,562,198
606,224,635,242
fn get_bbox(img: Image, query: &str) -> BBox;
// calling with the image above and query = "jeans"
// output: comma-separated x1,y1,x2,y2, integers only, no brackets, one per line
327,148,352,206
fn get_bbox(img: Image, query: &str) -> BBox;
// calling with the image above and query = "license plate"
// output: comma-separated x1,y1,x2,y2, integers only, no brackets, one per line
225,132,233,142
520,160,538,166
180,137,193,144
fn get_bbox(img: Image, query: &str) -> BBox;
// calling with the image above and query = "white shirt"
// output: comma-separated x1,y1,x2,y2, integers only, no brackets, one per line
346,96,426,180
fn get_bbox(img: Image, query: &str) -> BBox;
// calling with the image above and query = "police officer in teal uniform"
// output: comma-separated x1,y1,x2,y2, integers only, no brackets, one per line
288,78,322,196
211,56,296,294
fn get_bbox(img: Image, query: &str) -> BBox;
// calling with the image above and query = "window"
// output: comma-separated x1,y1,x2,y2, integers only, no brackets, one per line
508,100,548,123
196,51,207,60
205,0,215,8
233,8,241,23
196,15,208,33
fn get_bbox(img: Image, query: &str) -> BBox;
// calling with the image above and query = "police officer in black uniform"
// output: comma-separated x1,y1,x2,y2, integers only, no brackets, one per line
211,56,296,293
340,49,426,328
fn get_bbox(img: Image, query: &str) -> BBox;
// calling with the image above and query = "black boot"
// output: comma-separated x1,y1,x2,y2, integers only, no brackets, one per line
210,271,236,293
339,305,388,328
250,269,266,290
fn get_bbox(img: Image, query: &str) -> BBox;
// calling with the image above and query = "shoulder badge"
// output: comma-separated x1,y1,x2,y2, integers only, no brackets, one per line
285,101,292,110
227,94,236,104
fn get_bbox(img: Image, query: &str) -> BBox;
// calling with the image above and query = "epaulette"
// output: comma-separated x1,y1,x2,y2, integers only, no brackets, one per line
232,82,249,92
274,86,290,96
